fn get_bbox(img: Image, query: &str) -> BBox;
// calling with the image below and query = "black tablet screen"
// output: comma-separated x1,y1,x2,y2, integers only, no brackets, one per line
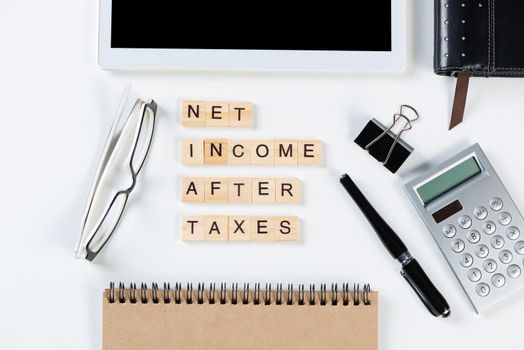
111,2,391,51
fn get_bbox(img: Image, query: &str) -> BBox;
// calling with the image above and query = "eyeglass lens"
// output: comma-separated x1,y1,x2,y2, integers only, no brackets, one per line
87,192,128,254
131,105,155,175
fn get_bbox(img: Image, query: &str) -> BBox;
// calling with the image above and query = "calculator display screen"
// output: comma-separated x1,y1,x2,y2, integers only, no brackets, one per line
417,157,481,205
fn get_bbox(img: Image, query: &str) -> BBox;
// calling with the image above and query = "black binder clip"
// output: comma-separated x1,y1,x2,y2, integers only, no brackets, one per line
354,105,419,173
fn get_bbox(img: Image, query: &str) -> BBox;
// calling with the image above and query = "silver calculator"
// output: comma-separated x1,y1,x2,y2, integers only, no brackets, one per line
404,144,524,313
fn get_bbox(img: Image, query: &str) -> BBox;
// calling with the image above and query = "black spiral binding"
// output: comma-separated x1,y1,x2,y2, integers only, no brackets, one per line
107,282,372,306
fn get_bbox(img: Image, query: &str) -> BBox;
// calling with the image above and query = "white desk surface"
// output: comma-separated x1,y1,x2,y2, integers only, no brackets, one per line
2,1,524,349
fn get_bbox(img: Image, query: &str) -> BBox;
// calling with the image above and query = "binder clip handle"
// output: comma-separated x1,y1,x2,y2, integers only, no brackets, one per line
364,105,419,166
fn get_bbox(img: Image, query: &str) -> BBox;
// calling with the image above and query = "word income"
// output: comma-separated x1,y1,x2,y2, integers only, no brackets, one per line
181,216,299,241
181,139,322,165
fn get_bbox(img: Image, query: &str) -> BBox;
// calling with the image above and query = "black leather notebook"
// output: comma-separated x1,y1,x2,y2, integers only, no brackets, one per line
434,0,524,128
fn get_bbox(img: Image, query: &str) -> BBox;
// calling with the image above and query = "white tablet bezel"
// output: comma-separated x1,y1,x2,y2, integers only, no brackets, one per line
98,0,405,71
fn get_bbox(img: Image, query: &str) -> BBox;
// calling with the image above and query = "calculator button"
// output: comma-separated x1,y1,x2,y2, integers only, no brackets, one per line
474,206,488,220
458,215,472,229
490,197,503,211
507,226,520,240
483,221,496,235
476,244,489,258
491,235,505,249
468,268,482,282
442,224,456,238
483,259,497,273
508,265,521,279
460,253,474,267
491,273,506,288
499,250,513,264
451,239,465,253
476,283,490,297
515,241,524,255
498,212,512,226
467,229,481,244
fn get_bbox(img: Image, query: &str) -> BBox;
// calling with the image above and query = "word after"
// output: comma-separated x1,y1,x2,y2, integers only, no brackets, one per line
181,139,322,165
181,177,301,204
181,100,253,128
181,215,299,241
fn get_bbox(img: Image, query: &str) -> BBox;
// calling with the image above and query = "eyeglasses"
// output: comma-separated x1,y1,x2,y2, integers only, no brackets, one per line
75,85,157,261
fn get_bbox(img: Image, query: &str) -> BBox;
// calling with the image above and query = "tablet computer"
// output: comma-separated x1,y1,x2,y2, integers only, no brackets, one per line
98,0,405,71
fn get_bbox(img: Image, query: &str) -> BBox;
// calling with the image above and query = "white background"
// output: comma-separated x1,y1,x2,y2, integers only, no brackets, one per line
1,1,524,349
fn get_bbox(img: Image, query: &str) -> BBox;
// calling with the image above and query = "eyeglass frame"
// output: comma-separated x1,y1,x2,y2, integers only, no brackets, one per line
82,99,157,261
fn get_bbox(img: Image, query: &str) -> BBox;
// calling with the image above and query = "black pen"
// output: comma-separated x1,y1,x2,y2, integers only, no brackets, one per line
340,174,451,318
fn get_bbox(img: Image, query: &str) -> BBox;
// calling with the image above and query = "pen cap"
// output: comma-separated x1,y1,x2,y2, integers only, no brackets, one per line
339,174,408,259
401,259,451,318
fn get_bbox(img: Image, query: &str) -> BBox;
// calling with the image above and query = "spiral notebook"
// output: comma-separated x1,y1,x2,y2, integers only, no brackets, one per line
103,282,378,350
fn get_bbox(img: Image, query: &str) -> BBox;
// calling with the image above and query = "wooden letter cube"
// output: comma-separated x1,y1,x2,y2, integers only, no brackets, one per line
181,216,205,241
229,216,252,241
274,140,298,165
180,139,204,165
252,178,276,203
251,216,275,241
251,140,274,165
274,216,300,241
204,178,229,203
181,177,204,203
204,216,229,241
228,178,252,203
204,139,229,165
180,140,204,165
275,178,301,204
228,102,253,128
228,140,251,165
298,140,322,165
181,100,206,127
205,101,229,127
